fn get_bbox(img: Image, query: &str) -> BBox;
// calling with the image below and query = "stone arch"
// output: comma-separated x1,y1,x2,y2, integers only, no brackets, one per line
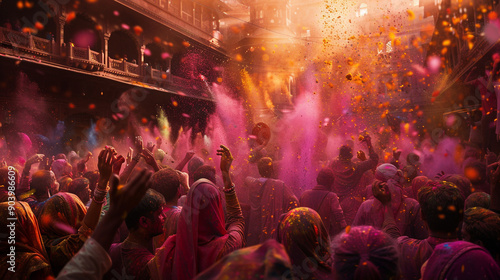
108,29,140,63
64,13,102,52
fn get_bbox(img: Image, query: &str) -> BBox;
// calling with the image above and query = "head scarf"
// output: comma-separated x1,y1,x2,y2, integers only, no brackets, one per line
38,192,87,239
51,159,72,179
0,202,52,280
195,239,293,280
150,179,229,280
411,176,430,199
375,163,403,183
333,226,399,280
373,164,404,215
276,207,332,280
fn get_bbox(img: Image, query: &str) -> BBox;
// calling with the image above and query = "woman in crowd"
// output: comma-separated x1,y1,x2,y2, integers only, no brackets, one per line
0,201,52,280
276,207,333,280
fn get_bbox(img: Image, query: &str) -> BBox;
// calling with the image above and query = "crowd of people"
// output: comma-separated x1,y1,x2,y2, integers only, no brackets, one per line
1,132,500,280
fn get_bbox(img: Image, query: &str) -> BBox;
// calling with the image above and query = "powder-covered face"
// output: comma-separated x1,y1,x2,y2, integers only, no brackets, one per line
147,206,167,237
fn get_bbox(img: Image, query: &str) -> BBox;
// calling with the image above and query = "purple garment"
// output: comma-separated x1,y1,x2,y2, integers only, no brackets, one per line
352,192,427,239
397,236,457,280
422,241,500,280
245,177,299,246
299,185,346,236
330,151,378,225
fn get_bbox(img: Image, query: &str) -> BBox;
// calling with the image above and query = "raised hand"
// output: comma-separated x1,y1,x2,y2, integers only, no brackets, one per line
38,155,52,171
112,155,125,175
140,149,160,171
133,136,144,157
26,154,44,166
146,141,155,152
126,148,133,165
98,147,114,184
372,180,391,206
108,169,152,216
393,149,402,160
357,150,366,161
216,145,233,174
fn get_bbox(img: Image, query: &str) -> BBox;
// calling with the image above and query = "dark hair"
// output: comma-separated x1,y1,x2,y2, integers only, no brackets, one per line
30,170,52,197
465,192,490,210
339,145,353,160
257,157,273,178
463,207,500,260
417,181,464,234
125,189,166,231
76,160,87,173
68,178,90,204
317,168,334,187
193,165,216,184
83,170,100,193
333,226,399,280
150,168,180,202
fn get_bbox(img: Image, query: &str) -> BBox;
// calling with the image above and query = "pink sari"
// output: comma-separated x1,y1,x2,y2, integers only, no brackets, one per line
149,179,229,280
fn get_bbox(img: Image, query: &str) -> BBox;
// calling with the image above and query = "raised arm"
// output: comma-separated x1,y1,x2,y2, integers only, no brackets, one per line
174,151,195,171
17,154,44,196
357,135,379,173
141,148,161,172
80,147,120,233
217,145,245,251
120,136,143,183
57,170,152,280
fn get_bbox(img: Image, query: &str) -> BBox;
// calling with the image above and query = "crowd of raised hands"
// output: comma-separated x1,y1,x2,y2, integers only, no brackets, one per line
1,132,500,280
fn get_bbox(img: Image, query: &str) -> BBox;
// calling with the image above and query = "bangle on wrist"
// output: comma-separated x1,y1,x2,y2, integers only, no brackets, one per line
223,183,235,193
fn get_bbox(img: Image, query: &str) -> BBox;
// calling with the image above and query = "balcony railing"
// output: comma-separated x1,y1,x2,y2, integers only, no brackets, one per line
0,27,210,98
0,27,54,54
68,45,104,64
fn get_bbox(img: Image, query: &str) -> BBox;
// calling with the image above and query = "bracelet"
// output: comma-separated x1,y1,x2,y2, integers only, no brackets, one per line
132,156,141,162
93,187,108,204
94,187,108,198
223,184,235,193
93,195,107,204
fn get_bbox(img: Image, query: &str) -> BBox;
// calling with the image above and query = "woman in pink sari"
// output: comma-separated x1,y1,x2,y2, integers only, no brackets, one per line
148,145,245,280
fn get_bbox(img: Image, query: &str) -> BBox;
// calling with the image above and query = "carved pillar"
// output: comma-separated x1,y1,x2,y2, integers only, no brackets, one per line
56,14,66,55
140,45,145,66
104,32,110,67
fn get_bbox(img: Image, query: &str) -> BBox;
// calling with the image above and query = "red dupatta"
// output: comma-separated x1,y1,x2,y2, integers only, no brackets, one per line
149,179,229,280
